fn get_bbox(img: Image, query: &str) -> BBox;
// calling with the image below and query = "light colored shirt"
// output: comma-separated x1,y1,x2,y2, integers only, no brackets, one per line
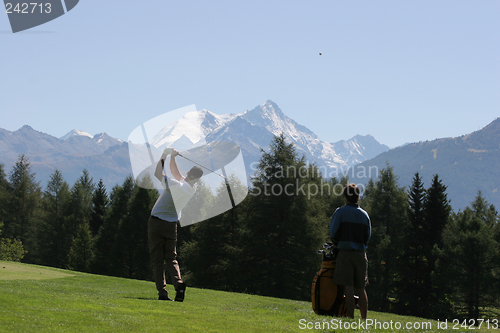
151,176,196,222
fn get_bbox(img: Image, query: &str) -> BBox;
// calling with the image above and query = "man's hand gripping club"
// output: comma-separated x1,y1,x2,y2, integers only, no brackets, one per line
155,147,181,183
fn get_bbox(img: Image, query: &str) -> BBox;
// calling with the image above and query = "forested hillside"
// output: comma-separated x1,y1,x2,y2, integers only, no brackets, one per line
349,118,500,210
1,134,499,321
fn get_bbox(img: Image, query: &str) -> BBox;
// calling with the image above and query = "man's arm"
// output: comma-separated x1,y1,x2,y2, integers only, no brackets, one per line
365,216,371,244
154,157,165,182
155,147,175,182
329,208,341,241
170,150,183,181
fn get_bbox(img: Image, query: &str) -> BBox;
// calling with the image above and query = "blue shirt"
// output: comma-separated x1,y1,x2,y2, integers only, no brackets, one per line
329,203,371,251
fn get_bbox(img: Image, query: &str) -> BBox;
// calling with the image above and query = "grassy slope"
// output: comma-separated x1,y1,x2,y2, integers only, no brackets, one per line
0,261,498,332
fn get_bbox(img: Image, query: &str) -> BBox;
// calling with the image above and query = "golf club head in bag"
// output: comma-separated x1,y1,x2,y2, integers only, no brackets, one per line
128,105,249,227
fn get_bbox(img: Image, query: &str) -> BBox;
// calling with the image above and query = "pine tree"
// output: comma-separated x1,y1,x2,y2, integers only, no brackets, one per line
0,164,11,232
325,175,350,249
91,176,134,275
176,179,215,254
180,175,246,291
67,221,94,272
360,165,408,312
36,170,71,267
62,170,95,269
397,172,427,316
423,174,451,252
471,191,498,226
493,214,500,311
436,192,499,320
90,179,108,237
5,154,41,262
240,134,326,300
422,174,452,318
67,170,95,231
110,176,158,280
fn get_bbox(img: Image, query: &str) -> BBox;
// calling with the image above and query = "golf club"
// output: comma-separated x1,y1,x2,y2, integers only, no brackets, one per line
177,153,227,179
168,147,237,209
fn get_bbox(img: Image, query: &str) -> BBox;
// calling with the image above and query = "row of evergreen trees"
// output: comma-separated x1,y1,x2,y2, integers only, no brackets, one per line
1,134,499,321
0,155,157,279
363,169,500,320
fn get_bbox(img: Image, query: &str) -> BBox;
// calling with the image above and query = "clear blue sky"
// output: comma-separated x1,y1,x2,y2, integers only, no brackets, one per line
1,0,499,148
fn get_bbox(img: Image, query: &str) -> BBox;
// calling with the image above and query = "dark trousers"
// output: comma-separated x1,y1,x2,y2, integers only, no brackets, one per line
148,216,182,296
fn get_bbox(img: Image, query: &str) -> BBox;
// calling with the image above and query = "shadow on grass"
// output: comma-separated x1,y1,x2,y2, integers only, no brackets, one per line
123,296,157,301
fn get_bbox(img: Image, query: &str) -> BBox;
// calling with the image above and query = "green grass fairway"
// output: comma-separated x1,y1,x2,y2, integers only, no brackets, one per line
0,261,74,280
0,261,498,332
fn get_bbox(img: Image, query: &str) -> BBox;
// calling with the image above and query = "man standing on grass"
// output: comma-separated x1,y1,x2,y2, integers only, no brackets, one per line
329,183,371,319
149,148,203,301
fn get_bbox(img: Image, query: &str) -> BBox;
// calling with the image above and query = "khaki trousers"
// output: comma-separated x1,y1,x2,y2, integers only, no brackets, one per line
148,216,182,297
333,250,368,289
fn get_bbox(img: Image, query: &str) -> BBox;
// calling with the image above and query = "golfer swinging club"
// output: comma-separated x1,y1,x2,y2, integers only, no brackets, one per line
148,147,203,301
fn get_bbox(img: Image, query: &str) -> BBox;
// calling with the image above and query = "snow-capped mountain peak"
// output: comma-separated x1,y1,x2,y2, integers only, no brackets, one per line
0,100,390,196
146,100,389,174
150,109,238,148
60,129,93,140
242,100,318,142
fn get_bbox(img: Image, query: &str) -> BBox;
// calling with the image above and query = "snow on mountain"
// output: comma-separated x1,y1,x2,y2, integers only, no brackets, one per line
242,100,318,143
147,100,390,176
209,100,388,174
0,126,127,189
92,132,123,147
150,109,238,148
238,101,347,170
0,100,389,189
2,107,497,211
60,129,93,140
330,134,391,167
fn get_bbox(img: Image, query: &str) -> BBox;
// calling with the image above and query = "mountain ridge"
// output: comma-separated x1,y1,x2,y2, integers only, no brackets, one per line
3,101,495,211
0,125,130,186
0,101,388,190
144,100,390,178
204,100,390,174
349,117,500,210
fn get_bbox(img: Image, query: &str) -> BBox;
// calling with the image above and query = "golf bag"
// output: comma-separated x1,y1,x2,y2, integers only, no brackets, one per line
311,243,348,317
